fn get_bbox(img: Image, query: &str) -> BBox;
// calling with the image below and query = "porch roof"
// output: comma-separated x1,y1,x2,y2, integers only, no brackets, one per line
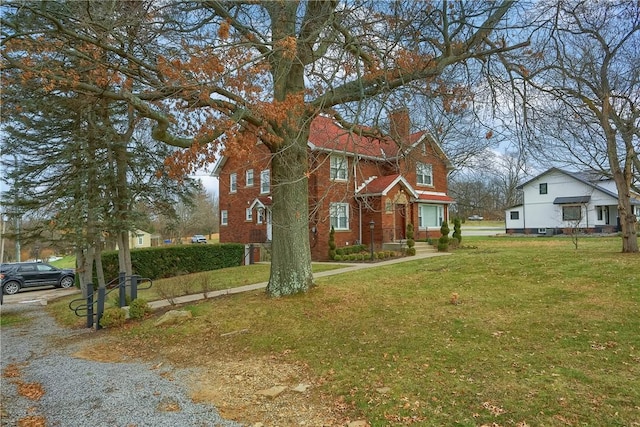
356,174,418,198
415,192,455,204
249,197,272,210
553,196,591,204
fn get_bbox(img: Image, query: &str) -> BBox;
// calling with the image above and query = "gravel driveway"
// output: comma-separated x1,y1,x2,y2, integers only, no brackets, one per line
0,301,243,427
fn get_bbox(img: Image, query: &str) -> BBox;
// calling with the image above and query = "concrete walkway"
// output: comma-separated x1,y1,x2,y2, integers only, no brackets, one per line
148,250,451,309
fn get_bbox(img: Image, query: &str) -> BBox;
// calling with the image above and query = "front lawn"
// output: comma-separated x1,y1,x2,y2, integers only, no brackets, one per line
54,236,640,425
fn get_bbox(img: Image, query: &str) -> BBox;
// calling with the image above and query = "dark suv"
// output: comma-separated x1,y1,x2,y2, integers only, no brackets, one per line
0,262,75,295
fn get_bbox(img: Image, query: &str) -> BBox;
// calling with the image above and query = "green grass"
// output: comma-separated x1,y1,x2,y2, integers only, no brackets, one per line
0,312,28,327
116,236,638,426
47,236,639,425
48,255,76,269
48,262,348,326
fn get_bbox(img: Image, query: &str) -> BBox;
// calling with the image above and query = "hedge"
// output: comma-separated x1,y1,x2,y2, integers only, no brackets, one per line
100,243,245,281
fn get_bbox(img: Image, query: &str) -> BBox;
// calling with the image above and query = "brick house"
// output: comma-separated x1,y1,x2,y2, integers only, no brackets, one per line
213,109,454,261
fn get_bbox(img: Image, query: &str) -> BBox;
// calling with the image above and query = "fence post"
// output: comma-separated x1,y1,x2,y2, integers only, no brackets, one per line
118,272,126,307
96,287,106,330
131,275,139,301
86,284,94,329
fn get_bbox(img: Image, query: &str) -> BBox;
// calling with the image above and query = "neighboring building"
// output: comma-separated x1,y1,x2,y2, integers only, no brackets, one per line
505,168,640,235
213,110,455,261
128,229,152,249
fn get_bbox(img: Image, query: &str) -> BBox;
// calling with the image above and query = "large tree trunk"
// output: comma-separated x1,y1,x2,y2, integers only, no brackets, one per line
603,101,639,253
266,128,314,297
612,173,639,253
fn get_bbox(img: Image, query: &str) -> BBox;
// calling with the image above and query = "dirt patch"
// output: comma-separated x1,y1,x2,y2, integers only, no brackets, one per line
71,342,128,363
187,357,343,426
73,340,350,426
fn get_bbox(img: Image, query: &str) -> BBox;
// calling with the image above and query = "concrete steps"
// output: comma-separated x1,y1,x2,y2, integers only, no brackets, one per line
382,240,436,253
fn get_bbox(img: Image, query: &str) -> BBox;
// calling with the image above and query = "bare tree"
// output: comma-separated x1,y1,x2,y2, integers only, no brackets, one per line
511,0,639,252
1,0,530,295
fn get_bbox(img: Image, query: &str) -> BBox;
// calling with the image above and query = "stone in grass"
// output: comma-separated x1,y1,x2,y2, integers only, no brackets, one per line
256,385,287,398
291,383,311,393
154,310,192,327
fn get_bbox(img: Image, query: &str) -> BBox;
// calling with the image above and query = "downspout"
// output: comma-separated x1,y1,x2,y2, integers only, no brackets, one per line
354,156,362,244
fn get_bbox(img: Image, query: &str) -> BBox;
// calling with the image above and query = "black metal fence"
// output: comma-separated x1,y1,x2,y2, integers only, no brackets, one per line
69,273,152,329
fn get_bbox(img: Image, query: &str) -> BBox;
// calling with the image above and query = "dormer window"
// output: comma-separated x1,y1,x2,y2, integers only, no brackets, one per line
330,155,348,181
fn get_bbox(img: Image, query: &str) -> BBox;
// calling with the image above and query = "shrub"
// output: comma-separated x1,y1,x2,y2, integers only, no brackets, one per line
100,243,244,281
129,298,151,320
406,247,416,256
328,226,336,260
453,217,462,244
336,248,344,256
99,307,126,328
438,220,450,252
406,223,415,250
376,251,386,259
334,255,343,262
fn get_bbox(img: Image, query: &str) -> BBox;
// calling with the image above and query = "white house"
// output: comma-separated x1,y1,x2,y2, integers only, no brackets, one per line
505,168,640,235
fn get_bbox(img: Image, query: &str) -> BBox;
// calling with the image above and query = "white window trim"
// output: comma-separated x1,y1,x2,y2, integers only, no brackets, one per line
416,162,433,186
245,208,253,221
137,234,144,246
221,210,228,226
230,173,237,193
260,170,270,194
330,202,350,231
246,169,254,187
330,155,348,181
257,208,265,224
417,204,443,230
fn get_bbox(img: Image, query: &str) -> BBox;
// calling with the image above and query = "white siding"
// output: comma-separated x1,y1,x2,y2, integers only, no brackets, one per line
521,170,619,230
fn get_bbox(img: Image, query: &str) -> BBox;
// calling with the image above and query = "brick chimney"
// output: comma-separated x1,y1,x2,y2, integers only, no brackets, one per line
389,108,410,143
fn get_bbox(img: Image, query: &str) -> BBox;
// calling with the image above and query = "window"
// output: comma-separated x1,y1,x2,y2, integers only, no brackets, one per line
597,206,603,221
330,155,348,181
418,204,443,229
260,170,270,194
416,163,433,186
137,234,144,246
330,203,349,230
230,173,237,193
245,208,253,221
385,200,393,213
257,208,265,224
221,210,228,226
246,169,254,187
539,183,547,194
510,211,520,220
562,205,581,221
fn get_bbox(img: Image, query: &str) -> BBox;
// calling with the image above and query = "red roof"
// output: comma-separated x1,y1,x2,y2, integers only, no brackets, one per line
308,115,424,159
360,174,401,194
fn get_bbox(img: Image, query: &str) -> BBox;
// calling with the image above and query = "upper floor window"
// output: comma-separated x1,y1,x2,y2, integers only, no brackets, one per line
416,163,433,186
230,173,237,193
260,170,270,194
330,155,348,181
539,183,548,194
330,203,349,230
221,210,228,226
246,169,254,187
